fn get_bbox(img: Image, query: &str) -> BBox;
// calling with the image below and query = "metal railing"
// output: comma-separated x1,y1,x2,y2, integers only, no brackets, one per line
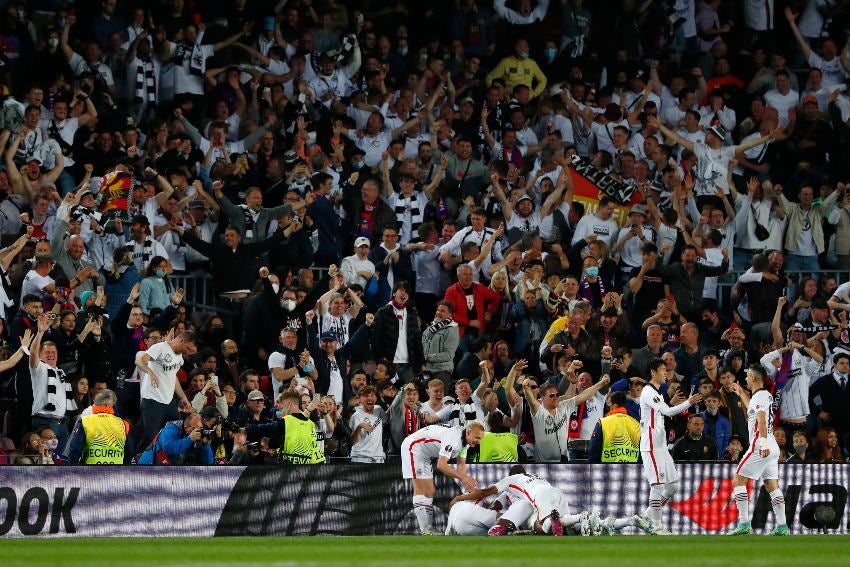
716,269,849,311
173,267,330,313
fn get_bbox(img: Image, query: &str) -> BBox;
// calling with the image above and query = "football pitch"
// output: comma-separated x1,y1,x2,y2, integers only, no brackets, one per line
5,536,850,566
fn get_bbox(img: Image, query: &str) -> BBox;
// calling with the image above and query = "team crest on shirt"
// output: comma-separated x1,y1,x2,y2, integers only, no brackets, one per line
653,397,660,403
163,354,173,364
659,472,666,480
444,445,452,453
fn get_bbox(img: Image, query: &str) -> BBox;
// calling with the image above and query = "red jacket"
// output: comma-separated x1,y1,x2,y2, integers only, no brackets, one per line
444,282,502,337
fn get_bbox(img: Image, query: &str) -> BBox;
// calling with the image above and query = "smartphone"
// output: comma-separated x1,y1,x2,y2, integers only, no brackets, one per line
312,393,322,404
210,375,219,385
689,384,696,396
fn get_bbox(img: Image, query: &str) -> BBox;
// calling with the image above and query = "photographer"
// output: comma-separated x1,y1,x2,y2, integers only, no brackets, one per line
137,407,223,465
244,390,326,464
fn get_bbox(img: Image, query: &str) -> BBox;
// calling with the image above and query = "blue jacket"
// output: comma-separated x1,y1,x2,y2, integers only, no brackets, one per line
699,410,731,455
138,276,172,315
137,420,213,465
609,378,642,420
103,265,142,321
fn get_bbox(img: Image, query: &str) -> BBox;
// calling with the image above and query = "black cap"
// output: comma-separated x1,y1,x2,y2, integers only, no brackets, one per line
200,406,221,420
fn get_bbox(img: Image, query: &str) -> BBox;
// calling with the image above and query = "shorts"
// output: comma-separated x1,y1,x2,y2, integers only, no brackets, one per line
735,439,780,481
445,501,497,535
401,437,434,480
500,499,535,530
533,486,571,521
641,449,679,485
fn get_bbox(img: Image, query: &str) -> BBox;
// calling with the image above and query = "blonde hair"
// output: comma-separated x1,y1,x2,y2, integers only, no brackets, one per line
489,270,513,301
465,421,485,433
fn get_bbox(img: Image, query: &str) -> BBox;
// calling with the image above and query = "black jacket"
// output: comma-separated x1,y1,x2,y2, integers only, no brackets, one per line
370,303,424,369
672,433,719,461
307,320,371,407
810,373,850,434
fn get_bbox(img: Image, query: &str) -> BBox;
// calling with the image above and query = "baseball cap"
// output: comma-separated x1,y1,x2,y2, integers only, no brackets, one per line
802,95,818,105
282,150,299,165
247,390,265,402
629,204,648,217
708,124,727,141
320,331,337,341
354,237,371,248
200,406,221,419
516,194,535,208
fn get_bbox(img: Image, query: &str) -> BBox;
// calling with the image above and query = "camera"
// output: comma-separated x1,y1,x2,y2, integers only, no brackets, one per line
246,441,261,452
200,428,217,440
215,415,242,434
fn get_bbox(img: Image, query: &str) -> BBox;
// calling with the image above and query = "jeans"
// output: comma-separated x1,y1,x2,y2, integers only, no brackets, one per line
733,248,759,272
784,253,820,273
138,397,180,452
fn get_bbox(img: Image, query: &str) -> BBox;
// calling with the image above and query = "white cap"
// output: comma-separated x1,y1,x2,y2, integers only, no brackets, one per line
354,237,371,248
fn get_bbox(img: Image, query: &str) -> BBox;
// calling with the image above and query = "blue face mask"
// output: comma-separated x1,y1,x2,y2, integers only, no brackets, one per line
353,160,365,169
155,270,166,278
399,47,408,56
545,48,557,60
585,266,599,278
519,52,529,60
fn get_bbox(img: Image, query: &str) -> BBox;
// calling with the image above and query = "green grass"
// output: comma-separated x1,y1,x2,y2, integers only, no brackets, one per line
4,536,850,566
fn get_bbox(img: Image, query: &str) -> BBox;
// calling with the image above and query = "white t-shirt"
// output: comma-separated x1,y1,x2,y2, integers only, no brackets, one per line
140,342,184,404
531,397,577,462
494,472,559,508
349,406,386,460
404,424,467,461
268,351,314,397
693,141,736,196
570,214,620,248
349,129,392,167
326,356,343,404
763,89,800,126
579,392,606,440
168,43,214,95
21,270,54,297
808,51,847,89
320,312,352,346
832,281,850,303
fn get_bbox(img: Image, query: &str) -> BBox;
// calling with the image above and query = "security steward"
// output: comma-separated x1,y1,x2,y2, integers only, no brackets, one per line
67,389,131,464
474,410,519,462
588,391,641,463
245,390,325,464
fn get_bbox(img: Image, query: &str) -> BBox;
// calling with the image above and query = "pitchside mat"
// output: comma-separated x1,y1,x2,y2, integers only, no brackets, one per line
1,463,850,537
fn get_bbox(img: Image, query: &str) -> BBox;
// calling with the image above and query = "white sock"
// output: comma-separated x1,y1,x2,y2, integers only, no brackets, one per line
412,495,434,533
660,482,678,506
732,485,749,523
560,513,583,527
769,488,787,526
649,485,663,526
613,517,633,529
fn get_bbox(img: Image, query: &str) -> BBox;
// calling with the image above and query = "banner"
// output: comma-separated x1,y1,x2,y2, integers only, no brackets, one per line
1,464,848,537
568,157,642,227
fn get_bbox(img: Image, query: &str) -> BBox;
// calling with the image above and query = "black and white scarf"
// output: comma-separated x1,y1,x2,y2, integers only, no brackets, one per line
426,317,454,336
40,367,76,417
126,238,154,270
394,193,423,241
240,204,258,234
134,58,157,104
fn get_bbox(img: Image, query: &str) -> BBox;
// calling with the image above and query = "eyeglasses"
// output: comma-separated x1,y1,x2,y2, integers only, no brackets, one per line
148,335,162,341
251,399,265,404
546,393,558,398
528,385,539,390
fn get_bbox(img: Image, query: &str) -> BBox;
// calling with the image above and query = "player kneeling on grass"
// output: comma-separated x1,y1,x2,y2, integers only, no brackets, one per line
401,422,484,535
451,465,601,536
727,364,790,536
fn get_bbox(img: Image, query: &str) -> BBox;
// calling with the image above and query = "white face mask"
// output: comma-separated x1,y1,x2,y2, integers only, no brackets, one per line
281,299,296,311
271,283,280,295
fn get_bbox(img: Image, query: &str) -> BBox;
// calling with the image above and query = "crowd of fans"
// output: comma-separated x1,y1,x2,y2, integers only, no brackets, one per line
1,0,850,466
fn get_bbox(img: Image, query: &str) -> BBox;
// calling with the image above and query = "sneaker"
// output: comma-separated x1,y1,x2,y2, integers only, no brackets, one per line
727,522,753,536
601,516,617,536
488,525,507,537
653,526,674,535
421,530,433,536
589,511,603,536
579,511,591,537
550,513,564,537
633,514,654,535
769,524,790,536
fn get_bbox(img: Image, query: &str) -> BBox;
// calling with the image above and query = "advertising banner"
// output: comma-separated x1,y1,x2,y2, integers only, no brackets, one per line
0,464,848,537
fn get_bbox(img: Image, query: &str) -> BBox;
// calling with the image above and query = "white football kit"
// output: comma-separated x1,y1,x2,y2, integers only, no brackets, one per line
400,424,467,480
735,388,781,481
639,384,692,485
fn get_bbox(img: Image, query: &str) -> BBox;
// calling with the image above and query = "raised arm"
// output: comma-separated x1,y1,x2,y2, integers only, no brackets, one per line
647,114,695,152
785,8,813,61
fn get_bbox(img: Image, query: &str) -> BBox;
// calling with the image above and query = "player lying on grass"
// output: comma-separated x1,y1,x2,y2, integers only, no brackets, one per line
446,494,535,535
401,421,485,535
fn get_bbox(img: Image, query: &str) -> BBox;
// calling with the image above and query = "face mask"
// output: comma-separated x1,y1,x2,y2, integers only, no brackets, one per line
281,299,296,311
155,270,166,278
45,438,58,450
545,48,557,60
398,47,408,56
793,443,806,455
271,283,280,295
519,52,529,60
353,160,365,169
585,266,599,278
706,407,718,416
275,408,287,419
227,352,239,362
47,37,59,49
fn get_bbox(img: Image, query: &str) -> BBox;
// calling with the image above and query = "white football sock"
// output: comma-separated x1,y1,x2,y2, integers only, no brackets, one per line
769,488,787,525
412,495,434,533
649,485,664,525
732,485,749,523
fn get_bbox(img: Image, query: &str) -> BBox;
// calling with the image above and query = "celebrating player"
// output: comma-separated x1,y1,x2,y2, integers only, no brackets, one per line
450,465,600,536
640,358,702,535
727,365,790,536
445,495,535,536
401,422,485,535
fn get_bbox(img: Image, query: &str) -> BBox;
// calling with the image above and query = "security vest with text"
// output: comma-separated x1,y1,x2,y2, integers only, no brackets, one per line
600,408,640,463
